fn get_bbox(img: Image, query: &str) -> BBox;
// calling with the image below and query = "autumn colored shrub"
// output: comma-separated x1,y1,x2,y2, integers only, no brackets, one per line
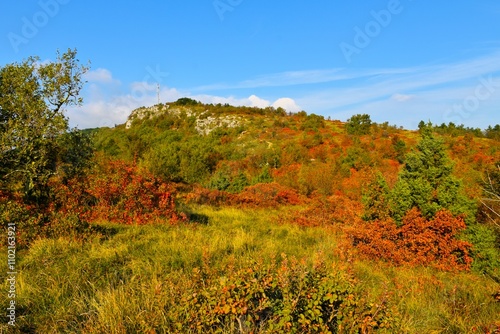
235,182,303,207
184,186,233,206
0,191,43,248
50,159,186,225
0,189,94,248
172,255,399,333
346,208,473,271
291,195,362,227
84,160,186,224
297,162,337,196
272,163,301,190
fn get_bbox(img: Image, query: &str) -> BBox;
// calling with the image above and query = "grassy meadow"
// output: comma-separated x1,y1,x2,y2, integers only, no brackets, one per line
1,205,499,333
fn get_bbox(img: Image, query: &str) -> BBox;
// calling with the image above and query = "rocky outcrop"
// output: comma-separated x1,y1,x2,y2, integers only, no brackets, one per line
125,104,243,135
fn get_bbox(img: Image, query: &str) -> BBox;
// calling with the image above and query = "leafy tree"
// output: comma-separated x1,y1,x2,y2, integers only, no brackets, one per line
179,138,219,184
346,114,372,135
174,97,200,106
417,120,427,133
144,141,182,182
485,124,500,141
390,126,476,224
469,162,500,279
300,113,325,131
0,49,89,203
57,129,94,183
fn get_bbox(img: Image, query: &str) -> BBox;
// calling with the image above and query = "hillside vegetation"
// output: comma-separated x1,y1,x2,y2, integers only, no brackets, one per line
2,92,500,332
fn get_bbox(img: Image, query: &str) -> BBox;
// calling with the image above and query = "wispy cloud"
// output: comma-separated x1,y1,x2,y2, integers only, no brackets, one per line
192,68,416,91
294,52,499,101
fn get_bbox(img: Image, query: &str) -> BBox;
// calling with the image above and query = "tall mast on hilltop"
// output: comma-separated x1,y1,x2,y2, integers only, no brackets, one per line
157,83,160,105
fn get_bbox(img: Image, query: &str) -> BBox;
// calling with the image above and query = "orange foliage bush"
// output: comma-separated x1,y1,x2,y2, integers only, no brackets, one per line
289,195,362,227
51,159,186,225
341,169,372,201
184,186,233,206
185,182,303,208
236,182,303,207
345,208,473,271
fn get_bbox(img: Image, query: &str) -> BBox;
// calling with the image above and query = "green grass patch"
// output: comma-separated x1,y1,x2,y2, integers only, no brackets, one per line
1,206,498,333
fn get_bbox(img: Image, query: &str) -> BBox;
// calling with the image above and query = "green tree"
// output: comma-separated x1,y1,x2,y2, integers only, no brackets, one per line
300,113,325,131
346,114,372,135
179,138,219,184
0,49,89,203
57,129,94,183
144,141,182,182
228,171,249,193
174,97,200,106
485,124,500,141
252,165,273,184
390,126,476,224
391,135,406,163
207,169,231,191
362,172,390,221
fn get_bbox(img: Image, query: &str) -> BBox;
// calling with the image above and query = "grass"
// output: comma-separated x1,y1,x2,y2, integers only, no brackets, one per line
1,205,499,333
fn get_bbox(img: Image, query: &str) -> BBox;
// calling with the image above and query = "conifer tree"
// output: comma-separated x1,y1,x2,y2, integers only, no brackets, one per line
390,124,476,224
362,172,390,221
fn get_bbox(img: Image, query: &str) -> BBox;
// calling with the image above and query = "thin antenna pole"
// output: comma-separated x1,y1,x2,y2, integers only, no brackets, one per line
157,83,160,105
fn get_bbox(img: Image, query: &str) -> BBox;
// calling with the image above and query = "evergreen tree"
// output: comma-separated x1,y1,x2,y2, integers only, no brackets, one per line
228,171,249,193
252,165,273,184
362,172,390,221
390,126,476,224
345,114,372,135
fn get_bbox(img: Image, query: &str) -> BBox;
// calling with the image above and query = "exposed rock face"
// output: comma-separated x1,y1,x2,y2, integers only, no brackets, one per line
125,104,243,135
125,105,168,129
194,114,241,135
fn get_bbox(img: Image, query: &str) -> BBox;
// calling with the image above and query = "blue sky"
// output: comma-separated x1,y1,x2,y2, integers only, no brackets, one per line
1,1,500,129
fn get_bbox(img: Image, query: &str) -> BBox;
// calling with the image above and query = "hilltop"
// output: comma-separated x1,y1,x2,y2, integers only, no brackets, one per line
94,98,499,199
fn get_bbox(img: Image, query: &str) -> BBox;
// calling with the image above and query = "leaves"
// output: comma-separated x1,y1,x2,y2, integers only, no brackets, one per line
346,208,473,271
390,128,477,225
0,49,88,203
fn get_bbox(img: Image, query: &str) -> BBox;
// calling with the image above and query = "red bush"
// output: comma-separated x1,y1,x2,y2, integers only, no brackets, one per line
285,195,362,227
184,186,233,206
51,159,186,225
235,182,303,207
345,208,472,271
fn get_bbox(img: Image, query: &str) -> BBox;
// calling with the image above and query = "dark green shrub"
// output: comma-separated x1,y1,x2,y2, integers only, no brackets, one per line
346,114,372,135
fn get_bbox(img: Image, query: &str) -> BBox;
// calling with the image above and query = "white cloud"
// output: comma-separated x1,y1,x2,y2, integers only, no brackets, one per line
68,78,183,128
249,94,270,108
272,97,301,112
191,94,299,112
84,68,119,84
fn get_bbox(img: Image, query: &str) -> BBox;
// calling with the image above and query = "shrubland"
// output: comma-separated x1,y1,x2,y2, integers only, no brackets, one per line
1,52,500,332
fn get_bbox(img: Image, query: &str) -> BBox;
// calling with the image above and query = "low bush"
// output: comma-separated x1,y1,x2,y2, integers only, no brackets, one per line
345,208,473,271
170,255,399,333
